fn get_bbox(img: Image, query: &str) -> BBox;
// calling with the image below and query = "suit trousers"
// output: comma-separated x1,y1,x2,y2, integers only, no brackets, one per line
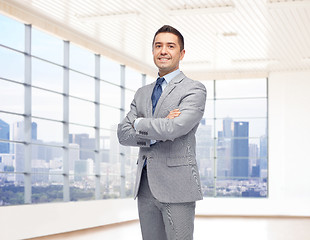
137,167,196,240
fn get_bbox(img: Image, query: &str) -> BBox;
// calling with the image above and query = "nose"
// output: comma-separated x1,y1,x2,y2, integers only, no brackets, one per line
160,45,168,54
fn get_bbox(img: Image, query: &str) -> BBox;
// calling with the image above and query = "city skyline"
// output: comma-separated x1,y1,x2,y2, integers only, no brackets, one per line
1,114,268,204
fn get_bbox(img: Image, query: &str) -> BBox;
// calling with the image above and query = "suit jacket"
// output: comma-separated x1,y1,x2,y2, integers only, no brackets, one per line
117,72,207,203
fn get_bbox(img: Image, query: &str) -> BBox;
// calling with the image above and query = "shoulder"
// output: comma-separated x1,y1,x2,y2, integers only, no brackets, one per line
182,74,207,93
135,82,153,93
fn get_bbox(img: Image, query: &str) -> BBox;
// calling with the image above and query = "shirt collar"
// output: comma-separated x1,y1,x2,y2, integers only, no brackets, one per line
158,69,181,84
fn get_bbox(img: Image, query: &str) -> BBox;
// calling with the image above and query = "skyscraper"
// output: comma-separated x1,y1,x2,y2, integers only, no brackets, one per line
196,119,212,177
12,121,38,183
0,119,10,153
223,117,233,138
69,133,95,160
231,121,249,178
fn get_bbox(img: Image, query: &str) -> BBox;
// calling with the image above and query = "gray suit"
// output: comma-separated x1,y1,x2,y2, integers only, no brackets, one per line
117,71,207,239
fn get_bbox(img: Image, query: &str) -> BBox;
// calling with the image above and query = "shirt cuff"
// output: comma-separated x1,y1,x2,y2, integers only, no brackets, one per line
133,118,143,130
134,118,156,145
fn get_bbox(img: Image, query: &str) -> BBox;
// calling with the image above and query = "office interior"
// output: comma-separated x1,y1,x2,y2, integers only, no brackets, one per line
0,0,310,239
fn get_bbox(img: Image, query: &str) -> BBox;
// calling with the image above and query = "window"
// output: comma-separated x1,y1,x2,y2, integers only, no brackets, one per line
0,14,145,205
198,79,268,198
0,13,268,206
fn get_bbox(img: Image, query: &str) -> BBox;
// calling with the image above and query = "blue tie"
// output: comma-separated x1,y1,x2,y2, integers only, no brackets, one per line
151,77,165,115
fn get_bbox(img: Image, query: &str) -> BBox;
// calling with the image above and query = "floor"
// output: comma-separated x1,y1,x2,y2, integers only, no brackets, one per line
28,216,310,240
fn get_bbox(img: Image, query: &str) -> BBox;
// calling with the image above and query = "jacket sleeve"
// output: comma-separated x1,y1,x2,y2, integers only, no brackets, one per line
135,81,207,142
117,89,151,148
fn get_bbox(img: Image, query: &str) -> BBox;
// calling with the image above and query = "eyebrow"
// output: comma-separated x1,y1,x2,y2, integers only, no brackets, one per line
154,42,177,45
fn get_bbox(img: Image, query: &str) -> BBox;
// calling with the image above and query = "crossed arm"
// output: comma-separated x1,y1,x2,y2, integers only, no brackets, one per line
118,81,206,146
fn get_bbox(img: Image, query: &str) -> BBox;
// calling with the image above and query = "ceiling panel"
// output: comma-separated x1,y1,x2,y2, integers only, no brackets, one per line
1,0,310,79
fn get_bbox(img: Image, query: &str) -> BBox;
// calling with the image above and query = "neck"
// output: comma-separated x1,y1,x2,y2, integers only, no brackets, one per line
158,68,179,77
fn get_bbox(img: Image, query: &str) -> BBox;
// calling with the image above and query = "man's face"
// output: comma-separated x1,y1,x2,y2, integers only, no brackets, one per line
152,32,185,77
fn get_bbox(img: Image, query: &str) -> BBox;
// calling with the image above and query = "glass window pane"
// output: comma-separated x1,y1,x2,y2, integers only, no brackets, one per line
69,125,95,138
125,66,142,91
101,81,120,108
216,138,267,176
146,75,155,85
69,98,95,126
32,118,63,145
0,80,24,114
69,124,95,166
32,58,63,92
100,162,120,198
100,56,120,84
0,113,23,142
32,28,63,64
75,154,95,174
125,89,135,112
215,178,267,198
0,15,24,51
100,129,113,151
69,132,95,151
100,106,120,130
0,47,24,82
202,80,214,100
0,145,15,172
0,173,24,205
14,143,26,174
69,148,95,175
204,100,214,120
32,88,63,121
70,43,94,76
216,78,267,99
31,175,63,204
216,99,267,118
197,118,214,139
70,175,95,201
70,71,94,101
216,118,267,139
32,145,63,170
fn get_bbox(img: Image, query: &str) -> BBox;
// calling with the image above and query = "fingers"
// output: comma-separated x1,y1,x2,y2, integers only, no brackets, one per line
166,109,181,119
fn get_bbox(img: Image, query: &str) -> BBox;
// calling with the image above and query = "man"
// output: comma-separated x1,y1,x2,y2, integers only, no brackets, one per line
117,25,207,240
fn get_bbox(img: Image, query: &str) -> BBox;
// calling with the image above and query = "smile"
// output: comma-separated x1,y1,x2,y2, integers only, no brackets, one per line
158,58,170,61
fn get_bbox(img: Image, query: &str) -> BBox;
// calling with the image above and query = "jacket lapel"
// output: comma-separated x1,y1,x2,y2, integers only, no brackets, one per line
154,72,186,117
146,82,155,118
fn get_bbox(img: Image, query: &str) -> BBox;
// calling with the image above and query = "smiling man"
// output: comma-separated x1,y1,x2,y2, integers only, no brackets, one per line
117,25,207,240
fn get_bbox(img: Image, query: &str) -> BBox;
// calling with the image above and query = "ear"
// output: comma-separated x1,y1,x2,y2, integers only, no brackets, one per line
180,49,185,60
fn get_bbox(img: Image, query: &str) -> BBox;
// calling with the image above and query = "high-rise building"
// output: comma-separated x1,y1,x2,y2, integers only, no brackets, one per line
0,119,10,153
196,119,213,177
12,121,37,183
260,135,268,171
69,133,95,160
231,121,249,178
223,117,233,138
69,143,80,173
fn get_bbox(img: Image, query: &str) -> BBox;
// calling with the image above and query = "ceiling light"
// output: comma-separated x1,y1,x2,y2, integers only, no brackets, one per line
222,32,238,37
266,0,310,9
182,61,211,65
167,5,235,16
75,12,140,22
232,58,278,63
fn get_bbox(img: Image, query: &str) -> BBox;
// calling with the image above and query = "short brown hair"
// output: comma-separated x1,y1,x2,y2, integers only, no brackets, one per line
152,25,184,51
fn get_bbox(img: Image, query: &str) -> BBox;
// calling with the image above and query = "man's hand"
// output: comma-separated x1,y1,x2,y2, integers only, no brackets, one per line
166,109,181,119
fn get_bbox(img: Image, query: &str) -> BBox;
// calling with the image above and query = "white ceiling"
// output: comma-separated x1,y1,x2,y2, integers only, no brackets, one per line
2,0,310,79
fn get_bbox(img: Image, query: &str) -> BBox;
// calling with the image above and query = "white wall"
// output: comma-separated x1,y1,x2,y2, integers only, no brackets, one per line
0,199,139,240
1,71,310,240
